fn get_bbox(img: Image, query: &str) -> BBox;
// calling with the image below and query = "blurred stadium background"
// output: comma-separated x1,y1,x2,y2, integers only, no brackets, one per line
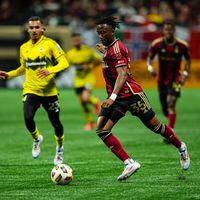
0,1,200,199
0,0,200,88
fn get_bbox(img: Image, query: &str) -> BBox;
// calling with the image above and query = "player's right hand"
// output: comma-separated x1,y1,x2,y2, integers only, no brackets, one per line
147,65,157,77
96,43,106,54
0,71,8,80
150,70,157,77
101,99,114,108
37,69,50,79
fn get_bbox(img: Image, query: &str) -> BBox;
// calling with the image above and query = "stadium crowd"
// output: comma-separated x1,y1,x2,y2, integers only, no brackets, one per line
0,0,199,28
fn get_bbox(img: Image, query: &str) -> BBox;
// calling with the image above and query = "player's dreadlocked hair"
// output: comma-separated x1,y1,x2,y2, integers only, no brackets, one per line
96,16,120,30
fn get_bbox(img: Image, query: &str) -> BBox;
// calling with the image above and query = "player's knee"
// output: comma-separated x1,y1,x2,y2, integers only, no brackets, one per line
147,122,165,134
96,128,111,141
167,99,176,109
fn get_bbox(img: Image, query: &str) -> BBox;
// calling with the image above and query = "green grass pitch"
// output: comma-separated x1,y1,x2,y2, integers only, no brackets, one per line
0,88,200,199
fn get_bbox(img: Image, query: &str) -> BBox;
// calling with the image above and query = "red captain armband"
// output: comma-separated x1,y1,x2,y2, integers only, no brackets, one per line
109,93,117,101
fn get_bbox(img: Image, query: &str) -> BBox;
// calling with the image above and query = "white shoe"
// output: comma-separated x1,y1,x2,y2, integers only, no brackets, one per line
32,135,43,158
179,142,190,170
54,146,64,166
117,160,141,181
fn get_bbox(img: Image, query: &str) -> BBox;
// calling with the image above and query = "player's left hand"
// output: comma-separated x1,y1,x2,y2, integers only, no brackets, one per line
101,99,114,108
37,69,50,79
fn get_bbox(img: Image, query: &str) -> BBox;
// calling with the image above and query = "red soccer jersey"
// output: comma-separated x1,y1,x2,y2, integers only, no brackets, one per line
102,39,143,99
149,37,190,85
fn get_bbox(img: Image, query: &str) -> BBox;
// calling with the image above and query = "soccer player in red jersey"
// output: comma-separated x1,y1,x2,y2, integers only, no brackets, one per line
95,16,190,181
147,21,191,133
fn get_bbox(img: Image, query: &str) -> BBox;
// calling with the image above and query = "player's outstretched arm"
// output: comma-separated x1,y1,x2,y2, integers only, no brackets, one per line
6,65,25,79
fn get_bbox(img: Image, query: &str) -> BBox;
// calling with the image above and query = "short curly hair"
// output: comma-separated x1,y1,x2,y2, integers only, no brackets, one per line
27,16,43,24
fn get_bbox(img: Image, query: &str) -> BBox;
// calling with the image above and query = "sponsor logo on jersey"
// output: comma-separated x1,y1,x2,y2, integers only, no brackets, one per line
26,61,47,67
174,46,179,54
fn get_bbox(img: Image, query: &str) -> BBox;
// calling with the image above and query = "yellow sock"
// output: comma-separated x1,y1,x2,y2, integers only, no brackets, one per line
30,128,40,140
90,95,99,105
85,112,94,123
54,135,64,148
80,101,93,123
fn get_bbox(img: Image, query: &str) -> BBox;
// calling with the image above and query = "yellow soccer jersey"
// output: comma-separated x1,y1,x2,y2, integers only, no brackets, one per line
7,35,69,96
66,45,101,88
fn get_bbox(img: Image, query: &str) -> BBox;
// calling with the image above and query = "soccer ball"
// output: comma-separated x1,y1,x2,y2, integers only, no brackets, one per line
51,164,73,185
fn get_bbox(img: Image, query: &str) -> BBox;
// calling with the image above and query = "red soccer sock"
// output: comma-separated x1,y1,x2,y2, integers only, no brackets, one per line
168,112,176,128
103,134,130,162
163,125,182,148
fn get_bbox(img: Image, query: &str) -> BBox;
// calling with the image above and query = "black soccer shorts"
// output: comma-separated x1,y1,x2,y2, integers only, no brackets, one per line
23,93,60,115
99,92,155,124
158,83,181,98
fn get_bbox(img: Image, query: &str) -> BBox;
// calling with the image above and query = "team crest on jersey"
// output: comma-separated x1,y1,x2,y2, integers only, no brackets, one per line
174,46,179,54
116,53,122,59
39,47,43,52
56,44,61,50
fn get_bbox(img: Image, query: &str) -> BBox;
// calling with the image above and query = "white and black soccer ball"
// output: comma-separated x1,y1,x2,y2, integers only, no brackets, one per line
51,164,73,185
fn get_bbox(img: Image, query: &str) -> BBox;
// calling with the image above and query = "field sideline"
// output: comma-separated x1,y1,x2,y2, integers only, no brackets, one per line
0,88,200,200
